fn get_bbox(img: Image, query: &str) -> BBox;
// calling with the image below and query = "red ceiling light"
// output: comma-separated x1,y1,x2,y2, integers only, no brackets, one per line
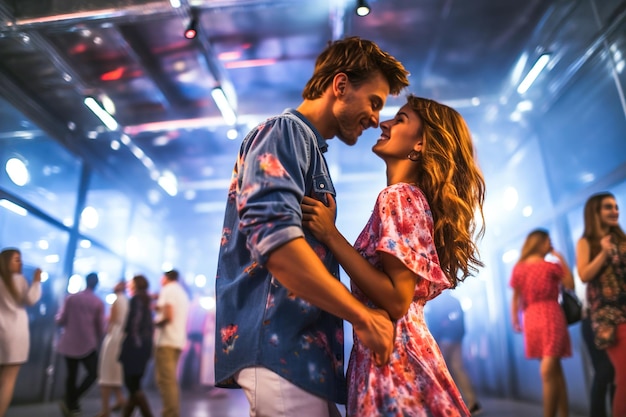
184,17,197,39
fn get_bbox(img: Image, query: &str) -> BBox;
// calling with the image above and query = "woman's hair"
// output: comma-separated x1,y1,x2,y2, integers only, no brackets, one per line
518,228,550,262
302,36,409,100
407,95,485,286
582,192,626,258
132,274,151,304
0,248,21,302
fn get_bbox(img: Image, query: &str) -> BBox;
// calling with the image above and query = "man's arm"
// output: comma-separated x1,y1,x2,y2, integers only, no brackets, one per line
266,237,394,365
156,303,173,327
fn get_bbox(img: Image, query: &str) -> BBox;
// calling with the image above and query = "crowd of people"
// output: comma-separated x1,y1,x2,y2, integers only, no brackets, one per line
0,35,624,417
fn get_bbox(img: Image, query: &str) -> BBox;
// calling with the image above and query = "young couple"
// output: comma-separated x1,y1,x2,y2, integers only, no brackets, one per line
215,36,485,417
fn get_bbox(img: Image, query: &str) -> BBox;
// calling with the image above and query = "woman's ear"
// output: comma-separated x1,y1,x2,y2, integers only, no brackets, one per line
413,135,424,153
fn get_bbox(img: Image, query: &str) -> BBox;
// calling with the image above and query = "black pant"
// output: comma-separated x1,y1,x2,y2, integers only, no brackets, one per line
581,316,615,417
124,373,145,395
64,350,98,410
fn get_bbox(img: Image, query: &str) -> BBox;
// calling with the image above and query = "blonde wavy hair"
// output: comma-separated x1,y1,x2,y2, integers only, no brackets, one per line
407,95,485,286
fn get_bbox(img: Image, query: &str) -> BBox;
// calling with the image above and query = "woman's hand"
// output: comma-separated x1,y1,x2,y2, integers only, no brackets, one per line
33,268,42,283
301,195,338,244
600,234,616,255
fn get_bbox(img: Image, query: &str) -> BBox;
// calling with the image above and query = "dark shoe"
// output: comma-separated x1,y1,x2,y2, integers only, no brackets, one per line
111,401,125,412
59,401,71,417
469,403,483,416
60,402,81,416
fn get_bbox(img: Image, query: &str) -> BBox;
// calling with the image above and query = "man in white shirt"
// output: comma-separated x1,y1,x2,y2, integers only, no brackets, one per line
154,270,190,417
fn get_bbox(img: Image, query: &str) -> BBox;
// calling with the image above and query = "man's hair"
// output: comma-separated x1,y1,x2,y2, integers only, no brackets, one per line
86,272,99,290
302,36,409,100
164,269,179,281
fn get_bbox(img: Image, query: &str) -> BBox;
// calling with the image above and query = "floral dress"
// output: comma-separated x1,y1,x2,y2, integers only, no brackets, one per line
347,183,469,417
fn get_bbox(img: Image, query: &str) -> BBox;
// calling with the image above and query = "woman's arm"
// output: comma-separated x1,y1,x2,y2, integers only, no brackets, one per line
301,195,417,320
24,268,42,305
511,288,522,332
107,298,120,334
576,236,611,282
551,251,574,290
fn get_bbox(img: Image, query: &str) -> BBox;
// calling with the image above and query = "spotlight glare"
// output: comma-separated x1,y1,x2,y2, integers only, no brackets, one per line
184,27,197,40
356,0,370,16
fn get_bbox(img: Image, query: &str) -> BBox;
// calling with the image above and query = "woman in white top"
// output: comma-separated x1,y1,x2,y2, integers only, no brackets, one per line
96,280,129,417
0,248,41,417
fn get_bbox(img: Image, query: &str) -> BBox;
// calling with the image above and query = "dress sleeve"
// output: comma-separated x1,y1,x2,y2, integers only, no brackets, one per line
23,280,41,306
375,184,449,288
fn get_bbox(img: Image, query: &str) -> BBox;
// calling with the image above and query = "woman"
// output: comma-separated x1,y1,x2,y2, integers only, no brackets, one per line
96,280,129,417
302,95,485,417
510,229,574,417
118,275,154,417
576,192,626,417
0,248,41,417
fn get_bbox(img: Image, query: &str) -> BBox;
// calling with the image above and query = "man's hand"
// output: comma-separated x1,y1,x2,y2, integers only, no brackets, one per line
352,308,394,366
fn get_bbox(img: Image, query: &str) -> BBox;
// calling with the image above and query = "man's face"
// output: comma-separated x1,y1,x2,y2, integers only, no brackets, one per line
334,71,390,146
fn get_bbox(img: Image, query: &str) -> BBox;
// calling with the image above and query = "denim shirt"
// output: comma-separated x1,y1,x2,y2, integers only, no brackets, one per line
215,109,346,403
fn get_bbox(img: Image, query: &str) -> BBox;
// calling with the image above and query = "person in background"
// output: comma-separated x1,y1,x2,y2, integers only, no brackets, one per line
215,36,409,417
301,95,485,416
426,289,482,415
119,275,154,417
576,192,626,417
96,280,129,417
579,299,615,417
0,248,41,417
56,272,105,416
154,269,190,417
510,229,574,417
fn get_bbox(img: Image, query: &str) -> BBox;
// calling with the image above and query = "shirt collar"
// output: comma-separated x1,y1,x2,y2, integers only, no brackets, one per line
284,108,328,153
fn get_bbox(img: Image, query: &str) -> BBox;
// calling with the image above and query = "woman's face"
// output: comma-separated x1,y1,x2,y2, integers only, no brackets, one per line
373,103,423,160
8,252,22,274
599,196,619,228
128,279,136,296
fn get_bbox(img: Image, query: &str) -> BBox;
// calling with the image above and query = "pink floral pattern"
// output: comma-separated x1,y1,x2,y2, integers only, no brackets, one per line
347,183,469,417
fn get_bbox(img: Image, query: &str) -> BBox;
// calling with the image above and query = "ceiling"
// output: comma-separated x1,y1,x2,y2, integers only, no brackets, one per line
0,0,556,231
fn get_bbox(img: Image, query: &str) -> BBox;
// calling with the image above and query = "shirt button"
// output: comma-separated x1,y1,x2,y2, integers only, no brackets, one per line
320,184,325,188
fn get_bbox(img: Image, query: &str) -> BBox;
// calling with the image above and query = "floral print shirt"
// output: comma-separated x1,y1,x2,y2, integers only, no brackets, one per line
215,109,346,403
347,183,469,417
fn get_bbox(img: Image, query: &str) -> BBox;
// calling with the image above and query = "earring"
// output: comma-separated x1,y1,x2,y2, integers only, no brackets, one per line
407,150,420,162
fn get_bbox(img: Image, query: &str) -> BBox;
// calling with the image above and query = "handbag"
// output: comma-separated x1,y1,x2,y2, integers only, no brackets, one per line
560,288,582,325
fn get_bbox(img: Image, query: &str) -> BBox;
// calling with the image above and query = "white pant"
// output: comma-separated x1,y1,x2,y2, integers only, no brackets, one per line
235,367,342,417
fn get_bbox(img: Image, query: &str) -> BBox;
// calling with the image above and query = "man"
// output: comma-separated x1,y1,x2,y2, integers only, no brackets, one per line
426,289,483,416
154,269,190,417
215,36,409,417
56,272,105,416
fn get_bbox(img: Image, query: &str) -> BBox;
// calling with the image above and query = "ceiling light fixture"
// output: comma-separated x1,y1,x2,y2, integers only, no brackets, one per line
355,0,371,17
84,97,118,130
184,9,199,39
211,87,237,126
516,53,551,94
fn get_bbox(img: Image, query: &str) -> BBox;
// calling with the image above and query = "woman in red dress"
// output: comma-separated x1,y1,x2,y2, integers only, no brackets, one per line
510,229,574,417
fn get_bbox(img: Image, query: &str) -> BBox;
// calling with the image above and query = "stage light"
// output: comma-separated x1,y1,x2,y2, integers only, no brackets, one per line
517,53,551,94
184,17,197,39
356,0,370,16
84,96,118,130
211,87,237,125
